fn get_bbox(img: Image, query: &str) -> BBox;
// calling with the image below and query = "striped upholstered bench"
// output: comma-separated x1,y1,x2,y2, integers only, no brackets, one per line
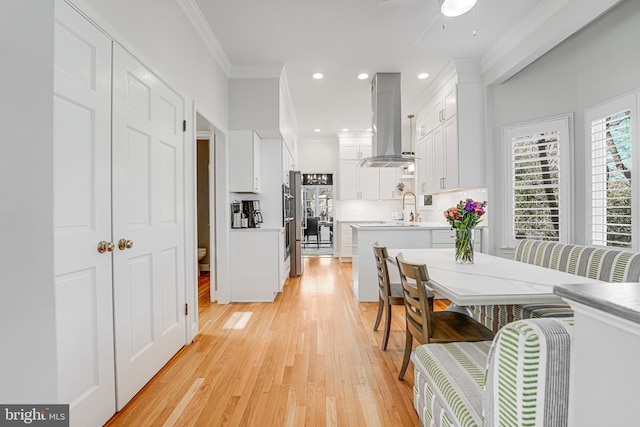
471,240,640,333
412,317,573,427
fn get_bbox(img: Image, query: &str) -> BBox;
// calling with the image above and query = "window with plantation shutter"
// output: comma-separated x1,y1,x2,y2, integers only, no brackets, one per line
504,117,571,248
587,94,636,249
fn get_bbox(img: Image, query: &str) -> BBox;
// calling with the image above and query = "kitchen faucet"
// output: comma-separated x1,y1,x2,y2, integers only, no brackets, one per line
402,191,417,222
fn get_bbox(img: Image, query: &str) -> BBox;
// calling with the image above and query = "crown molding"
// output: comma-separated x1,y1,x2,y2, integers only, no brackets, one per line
481,0,569,76
481,0,623,85
175,0,232,76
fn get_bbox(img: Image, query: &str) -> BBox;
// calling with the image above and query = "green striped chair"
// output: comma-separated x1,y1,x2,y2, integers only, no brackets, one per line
471,240,640,333
412,317,573,427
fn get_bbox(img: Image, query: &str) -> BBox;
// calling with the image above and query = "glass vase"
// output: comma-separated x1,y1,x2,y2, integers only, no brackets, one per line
455,228,474,264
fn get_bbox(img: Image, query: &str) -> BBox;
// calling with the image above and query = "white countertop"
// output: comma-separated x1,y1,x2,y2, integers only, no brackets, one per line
351,222,483,230
230,227,284,232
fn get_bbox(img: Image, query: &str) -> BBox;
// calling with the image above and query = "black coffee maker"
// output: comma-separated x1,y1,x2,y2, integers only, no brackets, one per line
242,200,263,228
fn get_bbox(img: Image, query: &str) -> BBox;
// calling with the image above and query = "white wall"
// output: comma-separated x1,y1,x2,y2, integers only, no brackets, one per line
229,77,279,132
487,0,640,254
0,1,58,403
298,136,339,172
0,0,231,402
77,0,229,128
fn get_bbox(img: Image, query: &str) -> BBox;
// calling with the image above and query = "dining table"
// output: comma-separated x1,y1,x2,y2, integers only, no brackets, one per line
386,248,603,308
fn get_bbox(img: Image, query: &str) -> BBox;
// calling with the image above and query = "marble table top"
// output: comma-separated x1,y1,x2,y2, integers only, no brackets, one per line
386,248,603,306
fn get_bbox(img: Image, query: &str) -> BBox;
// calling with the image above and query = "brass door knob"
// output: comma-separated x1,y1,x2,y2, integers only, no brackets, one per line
98,241,115,253
118,239,134,250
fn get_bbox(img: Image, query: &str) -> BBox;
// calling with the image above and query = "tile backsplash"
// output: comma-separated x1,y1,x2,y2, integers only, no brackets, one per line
334,188,489,224
418,188,489,223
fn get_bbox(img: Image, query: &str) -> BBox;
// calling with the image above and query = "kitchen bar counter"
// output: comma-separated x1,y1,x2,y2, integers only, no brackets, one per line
350,222,487,301
351,221,455,229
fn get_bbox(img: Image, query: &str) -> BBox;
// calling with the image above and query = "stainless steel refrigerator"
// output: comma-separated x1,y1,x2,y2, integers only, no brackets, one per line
289,171,304,277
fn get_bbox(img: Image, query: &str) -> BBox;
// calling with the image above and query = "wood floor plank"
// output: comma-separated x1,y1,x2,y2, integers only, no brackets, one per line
105,257,423,427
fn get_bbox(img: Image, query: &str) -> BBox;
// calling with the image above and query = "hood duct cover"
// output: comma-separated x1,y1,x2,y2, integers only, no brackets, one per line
359,72,417,167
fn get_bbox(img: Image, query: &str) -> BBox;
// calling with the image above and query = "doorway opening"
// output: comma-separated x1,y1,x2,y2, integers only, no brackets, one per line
195,112,219,327
301,173,333,257
196,134,211,302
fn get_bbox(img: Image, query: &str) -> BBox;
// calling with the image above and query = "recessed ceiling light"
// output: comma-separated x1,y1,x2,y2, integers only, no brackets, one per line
366,128,372,132
312,73,324,80
342,128,349,132
418,73,430,79
357,73,369,80
314,128,321,132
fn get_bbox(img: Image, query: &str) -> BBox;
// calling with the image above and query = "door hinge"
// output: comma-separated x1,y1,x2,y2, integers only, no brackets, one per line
183,120,187,132
185,303,189,316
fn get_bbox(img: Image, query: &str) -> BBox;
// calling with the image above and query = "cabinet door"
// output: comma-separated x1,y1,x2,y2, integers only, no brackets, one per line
340,143,361,159
428,97,443,132
339,160,359,199
340,223,353,259
443,116,459,190
443,84,457,121
417,133,435,194
379,167,402,199
252,131,261,192
229,130,261,193
360,143,372,159
433,125,445,191
359,167,380,199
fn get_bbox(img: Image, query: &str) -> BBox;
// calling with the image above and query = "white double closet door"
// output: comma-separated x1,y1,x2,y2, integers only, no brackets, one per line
54,2,186,425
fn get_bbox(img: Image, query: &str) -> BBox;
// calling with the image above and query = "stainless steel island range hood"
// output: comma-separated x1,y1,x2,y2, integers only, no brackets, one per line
359,72,416,168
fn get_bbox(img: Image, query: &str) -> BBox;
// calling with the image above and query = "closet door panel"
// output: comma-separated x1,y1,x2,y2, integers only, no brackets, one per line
111,44,186,410
53,1,116,426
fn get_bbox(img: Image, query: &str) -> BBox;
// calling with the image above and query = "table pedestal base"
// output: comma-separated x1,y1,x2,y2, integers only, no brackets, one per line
444,303,476,319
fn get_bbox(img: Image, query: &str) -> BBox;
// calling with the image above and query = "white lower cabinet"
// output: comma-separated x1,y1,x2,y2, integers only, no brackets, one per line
339,223,354,261
230,230,282,301
431,228,482,248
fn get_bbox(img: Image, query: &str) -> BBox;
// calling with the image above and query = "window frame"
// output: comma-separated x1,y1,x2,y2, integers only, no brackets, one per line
502,114,573,249
585,92,639,250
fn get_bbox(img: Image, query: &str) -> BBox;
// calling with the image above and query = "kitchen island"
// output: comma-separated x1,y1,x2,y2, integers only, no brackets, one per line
351,222,485,302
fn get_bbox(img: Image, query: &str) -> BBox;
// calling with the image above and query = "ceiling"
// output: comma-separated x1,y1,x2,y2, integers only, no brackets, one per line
195,0,541,140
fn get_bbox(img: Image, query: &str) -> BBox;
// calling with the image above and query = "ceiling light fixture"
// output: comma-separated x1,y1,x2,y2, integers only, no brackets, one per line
342,128,349,132
418,73,429,80
357,73,369,80
438,0,477,17
312,72,324,80
314,128,321,132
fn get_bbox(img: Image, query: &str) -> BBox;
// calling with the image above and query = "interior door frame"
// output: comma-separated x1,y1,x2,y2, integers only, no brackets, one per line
193,103,231,313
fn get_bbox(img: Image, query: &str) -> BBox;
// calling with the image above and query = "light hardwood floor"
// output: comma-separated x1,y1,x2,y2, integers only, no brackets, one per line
106,257,449,426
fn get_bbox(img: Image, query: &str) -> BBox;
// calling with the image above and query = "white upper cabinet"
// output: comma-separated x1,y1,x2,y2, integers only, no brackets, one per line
229,130,262,193
337,133,403,200
432,116,459,191
416,132,434,194
379,167,403,199
414,60,484,194
339,140,371,160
